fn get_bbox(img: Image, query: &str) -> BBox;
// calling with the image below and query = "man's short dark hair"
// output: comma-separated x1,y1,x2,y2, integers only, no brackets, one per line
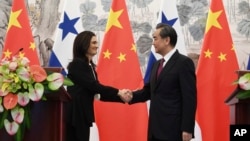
156,23,178,47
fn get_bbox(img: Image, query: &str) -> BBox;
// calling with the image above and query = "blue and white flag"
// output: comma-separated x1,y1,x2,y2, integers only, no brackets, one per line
144,0,187,83
247,55,250,69
49,2,100,140
49,0,83,75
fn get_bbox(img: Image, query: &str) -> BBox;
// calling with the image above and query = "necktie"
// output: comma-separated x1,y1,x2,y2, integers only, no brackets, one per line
157,58,165,78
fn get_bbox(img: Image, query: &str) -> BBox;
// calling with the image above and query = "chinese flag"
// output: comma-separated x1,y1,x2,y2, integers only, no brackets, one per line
2,0,40,65
94,0,148,141
196,0,239,141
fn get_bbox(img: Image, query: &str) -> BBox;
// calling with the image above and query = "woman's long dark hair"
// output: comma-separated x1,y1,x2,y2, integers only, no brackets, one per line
68,31,96,68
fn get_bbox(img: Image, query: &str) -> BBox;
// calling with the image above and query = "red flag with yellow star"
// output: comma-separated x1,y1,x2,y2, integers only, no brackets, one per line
196,0,239,141
94,0,148,140
2,0,40,65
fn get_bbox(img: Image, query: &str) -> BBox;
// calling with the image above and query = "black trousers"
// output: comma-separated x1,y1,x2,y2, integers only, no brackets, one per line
148,135,165,141
148,135,181,141
65,123,90,141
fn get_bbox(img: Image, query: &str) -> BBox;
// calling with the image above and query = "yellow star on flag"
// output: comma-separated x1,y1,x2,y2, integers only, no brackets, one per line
131,44,136,52
7,9,22,31
103,49,112,59
18,52,25,58
3,49,12,58
105,9,123,32
231,44,235,51
29,42,36,51
204,49,213,58
205,9,222,33
117,52,126,62
218,52,226,62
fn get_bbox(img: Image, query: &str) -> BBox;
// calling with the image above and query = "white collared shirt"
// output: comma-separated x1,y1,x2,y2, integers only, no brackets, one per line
162,48,177,67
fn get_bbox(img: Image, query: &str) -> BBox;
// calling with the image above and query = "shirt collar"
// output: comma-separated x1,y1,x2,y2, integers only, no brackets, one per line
162,48,176,66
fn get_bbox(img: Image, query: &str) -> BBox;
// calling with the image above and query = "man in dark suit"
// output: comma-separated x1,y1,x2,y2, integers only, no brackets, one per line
127,23,197,141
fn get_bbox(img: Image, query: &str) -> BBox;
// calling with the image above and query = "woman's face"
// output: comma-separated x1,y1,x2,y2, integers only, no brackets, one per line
87,36,98,57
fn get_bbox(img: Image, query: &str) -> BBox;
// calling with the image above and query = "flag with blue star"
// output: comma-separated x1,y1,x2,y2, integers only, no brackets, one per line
144,0,187,83
59,13,79,40
48,0,83,75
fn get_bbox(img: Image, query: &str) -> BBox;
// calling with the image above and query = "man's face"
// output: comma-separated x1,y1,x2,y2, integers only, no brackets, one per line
152,29,169,56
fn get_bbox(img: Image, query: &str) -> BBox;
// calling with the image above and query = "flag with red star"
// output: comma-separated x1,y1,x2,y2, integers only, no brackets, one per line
94,0,148,140
2,0,40,65
196,0,239,141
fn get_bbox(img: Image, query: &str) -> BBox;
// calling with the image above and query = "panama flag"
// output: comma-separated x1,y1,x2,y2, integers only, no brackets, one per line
48,1,101,140
247,56,250,69
144,0,187,83
48,0,83,74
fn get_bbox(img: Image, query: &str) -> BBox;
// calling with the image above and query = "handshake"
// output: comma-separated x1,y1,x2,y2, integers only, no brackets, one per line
118,89,133,103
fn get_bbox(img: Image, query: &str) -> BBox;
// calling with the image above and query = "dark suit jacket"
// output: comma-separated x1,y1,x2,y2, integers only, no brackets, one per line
130,50,197,140
65,58,123,139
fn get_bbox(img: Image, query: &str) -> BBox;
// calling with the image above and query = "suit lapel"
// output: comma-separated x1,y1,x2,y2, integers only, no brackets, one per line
150,60,160,91
154,50,179,87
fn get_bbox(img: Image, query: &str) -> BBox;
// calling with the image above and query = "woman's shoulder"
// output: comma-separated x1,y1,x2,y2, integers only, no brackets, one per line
68,58,88,68
72,58,87,64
